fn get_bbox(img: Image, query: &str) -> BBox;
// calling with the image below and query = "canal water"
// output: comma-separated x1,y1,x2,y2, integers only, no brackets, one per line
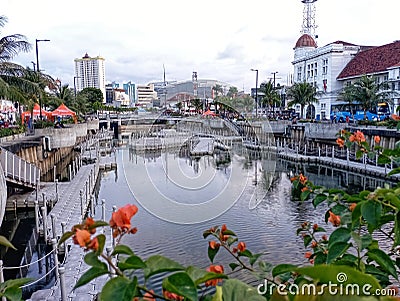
94,143,394,287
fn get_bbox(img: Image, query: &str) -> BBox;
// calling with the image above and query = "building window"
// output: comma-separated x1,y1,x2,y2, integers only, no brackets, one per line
322,59,328,75
321,103,326,110
297,66,302,81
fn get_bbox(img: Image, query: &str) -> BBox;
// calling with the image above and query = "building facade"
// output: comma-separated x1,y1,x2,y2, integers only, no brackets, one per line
136,84,158,108
292,35,361,120
74,53,106,103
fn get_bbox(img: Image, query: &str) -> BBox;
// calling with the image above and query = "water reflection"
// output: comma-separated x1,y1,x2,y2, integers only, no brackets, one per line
96,146,395,287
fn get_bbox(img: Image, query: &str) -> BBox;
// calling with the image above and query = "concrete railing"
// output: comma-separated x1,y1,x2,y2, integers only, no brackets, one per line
0,164,6,227
0,147,39,187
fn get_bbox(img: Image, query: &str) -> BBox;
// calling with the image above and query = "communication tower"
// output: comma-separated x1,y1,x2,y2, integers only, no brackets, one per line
301,0,318,39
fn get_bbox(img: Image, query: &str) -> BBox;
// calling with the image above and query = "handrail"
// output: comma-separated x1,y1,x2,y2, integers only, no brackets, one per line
0,146,40,186
3,248,56,270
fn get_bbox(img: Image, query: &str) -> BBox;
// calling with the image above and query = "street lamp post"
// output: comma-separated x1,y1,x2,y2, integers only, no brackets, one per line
251,69,259,118
35,39,50,120
271,71,278,89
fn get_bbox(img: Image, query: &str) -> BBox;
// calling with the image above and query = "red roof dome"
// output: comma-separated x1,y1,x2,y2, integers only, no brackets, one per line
294,34,317,49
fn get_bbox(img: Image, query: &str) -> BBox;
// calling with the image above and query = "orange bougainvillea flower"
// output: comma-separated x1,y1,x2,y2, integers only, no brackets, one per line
299,174,307,185
374,135,381,144
237,241,246,252
336,137,345,148
349,203,357,212
301,187,309,192
163,291,184,301
290,176,298,182
143,290,156,301
313,224,318,231
205,265,224,287
391,114,400,121
209,241,220,249
311,241,318,248
87,237,99,251
304,252,312,259
328,211,341,227
322,234,328,241
349,130,366,143
109,204,138,230
73,229,91,247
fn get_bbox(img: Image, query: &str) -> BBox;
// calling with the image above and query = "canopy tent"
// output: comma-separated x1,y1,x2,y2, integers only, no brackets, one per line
202,109,217,117
21,103,51,120
51,103,77,123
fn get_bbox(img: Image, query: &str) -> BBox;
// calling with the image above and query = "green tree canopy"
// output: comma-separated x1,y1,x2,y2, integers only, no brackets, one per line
287,81,319,119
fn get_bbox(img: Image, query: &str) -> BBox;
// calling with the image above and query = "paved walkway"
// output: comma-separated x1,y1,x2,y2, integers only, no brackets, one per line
28,161,110,300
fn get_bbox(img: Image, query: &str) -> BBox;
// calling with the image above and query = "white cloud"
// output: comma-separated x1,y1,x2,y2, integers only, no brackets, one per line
3,0,400,92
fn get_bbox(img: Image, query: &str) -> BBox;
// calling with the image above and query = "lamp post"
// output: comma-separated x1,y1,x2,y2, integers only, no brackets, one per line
271,71,278,89
31,61,36,71
35,39,50,120
251,69,259,118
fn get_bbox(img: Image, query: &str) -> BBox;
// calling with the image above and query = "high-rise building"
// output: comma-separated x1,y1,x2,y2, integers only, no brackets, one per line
74,53,106,102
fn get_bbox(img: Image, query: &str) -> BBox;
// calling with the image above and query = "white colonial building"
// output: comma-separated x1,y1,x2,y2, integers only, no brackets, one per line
292,32,400,119
292,34,362,120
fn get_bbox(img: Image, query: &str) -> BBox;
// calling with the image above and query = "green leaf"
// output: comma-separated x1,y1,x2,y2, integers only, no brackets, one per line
351,202,363,228
222,279,266,301
238,249,252,258
272,264,297,278
95,234,106,255
144,255,184,280
111,245,134,256
328,227,351,247
250,253,262,266
388,167,400,176
351,233,372,251
312,194,327,207
58,231,74,246
300,189,311,202
222,229,236,236
303,235,312,248
385,192,400,209
118,255,146,271
74,266,109,289
229,263,240,271
394,212,400,247
100,276,137,301
185,266,228,287
295,265,381,293
162,272,198,301
84,252,105,268
203,229,214,239
3,286,21,301
327,242,351,263
366,249,398,279
90,220,109,229
208,244,220,263
361,200,382,229
0,236,16,250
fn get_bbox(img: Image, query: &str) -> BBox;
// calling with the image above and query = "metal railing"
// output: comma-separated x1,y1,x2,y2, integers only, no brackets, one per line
0,147,40,187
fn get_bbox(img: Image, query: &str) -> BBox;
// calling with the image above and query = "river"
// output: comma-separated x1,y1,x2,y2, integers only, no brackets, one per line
94,143,389,287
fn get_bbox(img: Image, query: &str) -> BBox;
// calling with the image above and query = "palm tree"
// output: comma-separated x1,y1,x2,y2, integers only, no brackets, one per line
190,98,202,114
287,81,319,119
212,84,224,98
344,75,393,120
259,80,280,113
0,16,32,102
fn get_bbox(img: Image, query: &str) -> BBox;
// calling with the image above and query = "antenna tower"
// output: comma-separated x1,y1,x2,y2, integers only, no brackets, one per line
301,0,318,39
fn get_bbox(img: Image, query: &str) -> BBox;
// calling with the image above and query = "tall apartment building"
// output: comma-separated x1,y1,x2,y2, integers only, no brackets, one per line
74,53,106,103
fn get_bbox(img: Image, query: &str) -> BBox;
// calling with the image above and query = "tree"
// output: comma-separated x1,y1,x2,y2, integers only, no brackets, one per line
212,84,224,98
227,86,238,99
0,15,34,117
190,98,202,113
259,80,280,113
76,87,104,115
287,81,319,119
342,75,394,120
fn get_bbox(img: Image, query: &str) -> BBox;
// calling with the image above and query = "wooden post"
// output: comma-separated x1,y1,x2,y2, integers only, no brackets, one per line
59,267,67,301
42,206,48,243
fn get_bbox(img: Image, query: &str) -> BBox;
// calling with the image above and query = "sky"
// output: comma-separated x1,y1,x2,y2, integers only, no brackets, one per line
2,0,400,93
